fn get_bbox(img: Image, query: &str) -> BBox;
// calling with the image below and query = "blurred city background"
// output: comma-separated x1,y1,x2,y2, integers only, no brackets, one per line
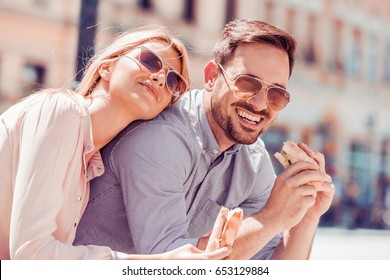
0,0,389,258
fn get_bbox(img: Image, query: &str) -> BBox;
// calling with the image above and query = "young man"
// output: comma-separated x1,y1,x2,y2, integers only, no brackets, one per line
74,20,334,259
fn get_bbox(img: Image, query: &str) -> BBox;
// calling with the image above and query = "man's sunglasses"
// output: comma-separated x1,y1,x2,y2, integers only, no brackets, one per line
217,63,290,111
125,46,188,100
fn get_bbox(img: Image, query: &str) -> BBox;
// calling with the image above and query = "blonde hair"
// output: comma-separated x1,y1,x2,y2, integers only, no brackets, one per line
76,25,189,104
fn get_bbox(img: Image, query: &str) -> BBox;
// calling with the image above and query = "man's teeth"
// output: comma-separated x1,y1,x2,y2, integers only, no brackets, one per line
237,110,261,123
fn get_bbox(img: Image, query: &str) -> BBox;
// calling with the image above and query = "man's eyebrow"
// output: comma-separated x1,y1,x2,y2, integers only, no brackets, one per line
274,83,286,89
245,73,287,89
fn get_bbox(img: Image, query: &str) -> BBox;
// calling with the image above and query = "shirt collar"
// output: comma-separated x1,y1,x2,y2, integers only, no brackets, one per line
74,93,105,181
86,152,105,182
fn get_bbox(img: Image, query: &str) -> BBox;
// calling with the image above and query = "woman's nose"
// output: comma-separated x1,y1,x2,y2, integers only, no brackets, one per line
150,70,166,88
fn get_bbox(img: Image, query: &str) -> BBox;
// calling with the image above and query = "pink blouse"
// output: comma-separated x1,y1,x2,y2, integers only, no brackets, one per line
0,91,123,259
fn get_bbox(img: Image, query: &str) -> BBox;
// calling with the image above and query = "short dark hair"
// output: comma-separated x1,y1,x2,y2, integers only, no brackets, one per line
213,19,297,77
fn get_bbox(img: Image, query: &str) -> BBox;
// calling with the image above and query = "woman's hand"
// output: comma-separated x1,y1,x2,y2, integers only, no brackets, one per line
126,244,232,260
162,244,232,260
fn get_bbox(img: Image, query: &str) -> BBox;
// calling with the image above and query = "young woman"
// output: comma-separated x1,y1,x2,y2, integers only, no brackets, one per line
0,26,231,260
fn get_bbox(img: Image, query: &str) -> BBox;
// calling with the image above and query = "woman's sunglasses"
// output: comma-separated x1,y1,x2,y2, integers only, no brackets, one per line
125,46,188,99
218,63,290,111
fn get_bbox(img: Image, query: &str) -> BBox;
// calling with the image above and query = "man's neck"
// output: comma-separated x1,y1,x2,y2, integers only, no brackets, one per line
203,90,234,152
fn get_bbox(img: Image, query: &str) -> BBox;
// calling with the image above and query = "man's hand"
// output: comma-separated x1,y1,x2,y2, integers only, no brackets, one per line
269,143,334,260
261,160,326,233
298,143,335,221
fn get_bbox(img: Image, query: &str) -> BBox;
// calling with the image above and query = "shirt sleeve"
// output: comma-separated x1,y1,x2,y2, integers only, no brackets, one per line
239,149,276,217
9,94,114,259
108,121,199,254
238,147,283,260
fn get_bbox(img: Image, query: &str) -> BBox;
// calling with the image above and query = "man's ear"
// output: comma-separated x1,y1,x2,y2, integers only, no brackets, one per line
98,61,113,81
204,61,219,92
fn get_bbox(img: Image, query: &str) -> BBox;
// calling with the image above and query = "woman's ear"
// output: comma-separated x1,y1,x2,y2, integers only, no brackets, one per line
98,61,113,81
204,61,219,92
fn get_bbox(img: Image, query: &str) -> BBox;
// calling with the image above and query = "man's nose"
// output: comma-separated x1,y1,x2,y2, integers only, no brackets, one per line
247,88,268,111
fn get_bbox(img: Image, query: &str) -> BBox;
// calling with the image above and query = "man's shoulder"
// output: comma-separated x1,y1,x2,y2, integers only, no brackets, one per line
112,90,202,143
157,89,204,126
101,95,197,158
155,99,191,128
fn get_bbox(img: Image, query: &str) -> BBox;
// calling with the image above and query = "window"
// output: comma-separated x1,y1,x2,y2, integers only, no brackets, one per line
385,42,390,84
22,63,46,96
0,56,1,92
285,7,296,35
367,35,378,83
138,0,152,10
264,1,274,23
225,0,236,23
379,138,390,174
346,28,362,77
373,139,390,220
33,0,49,8
349,140,370,206
183,0,194,22
328,19,344,72
304,14,317,64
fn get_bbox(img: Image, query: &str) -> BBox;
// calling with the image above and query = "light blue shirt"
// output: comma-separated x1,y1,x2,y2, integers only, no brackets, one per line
74,89,282,259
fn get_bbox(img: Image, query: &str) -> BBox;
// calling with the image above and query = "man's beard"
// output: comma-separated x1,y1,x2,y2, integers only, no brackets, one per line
211,99,271,145
225,116,260,144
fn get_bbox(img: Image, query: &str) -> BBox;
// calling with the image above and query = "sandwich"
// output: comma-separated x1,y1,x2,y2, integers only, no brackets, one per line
205,206,244,252
274,140,317,168
274,140,324,189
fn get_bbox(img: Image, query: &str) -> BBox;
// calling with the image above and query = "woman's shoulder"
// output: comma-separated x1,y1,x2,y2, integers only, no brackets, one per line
42,89,86,113
23,89,86,117
1,89,88,129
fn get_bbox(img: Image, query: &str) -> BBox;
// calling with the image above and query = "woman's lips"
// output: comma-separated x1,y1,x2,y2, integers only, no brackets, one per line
140,82,158,101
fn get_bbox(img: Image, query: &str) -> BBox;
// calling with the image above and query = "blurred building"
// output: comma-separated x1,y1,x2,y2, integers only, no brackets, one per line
0,0,79,111
1,0,389,228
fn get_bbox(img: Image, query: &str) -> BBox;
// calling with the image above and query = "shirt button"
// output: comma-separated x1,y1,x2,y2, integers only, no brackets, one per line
212,149,219,155
201,149,206,155
77,196,82,201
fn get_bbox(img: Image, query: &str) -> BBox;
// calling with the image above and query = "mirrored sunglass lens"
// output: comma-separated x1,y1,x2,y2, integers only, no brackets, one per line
140,50,163,72
166,72,179,91
234,76,262,98
267,88,289,111
166,71,186,94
